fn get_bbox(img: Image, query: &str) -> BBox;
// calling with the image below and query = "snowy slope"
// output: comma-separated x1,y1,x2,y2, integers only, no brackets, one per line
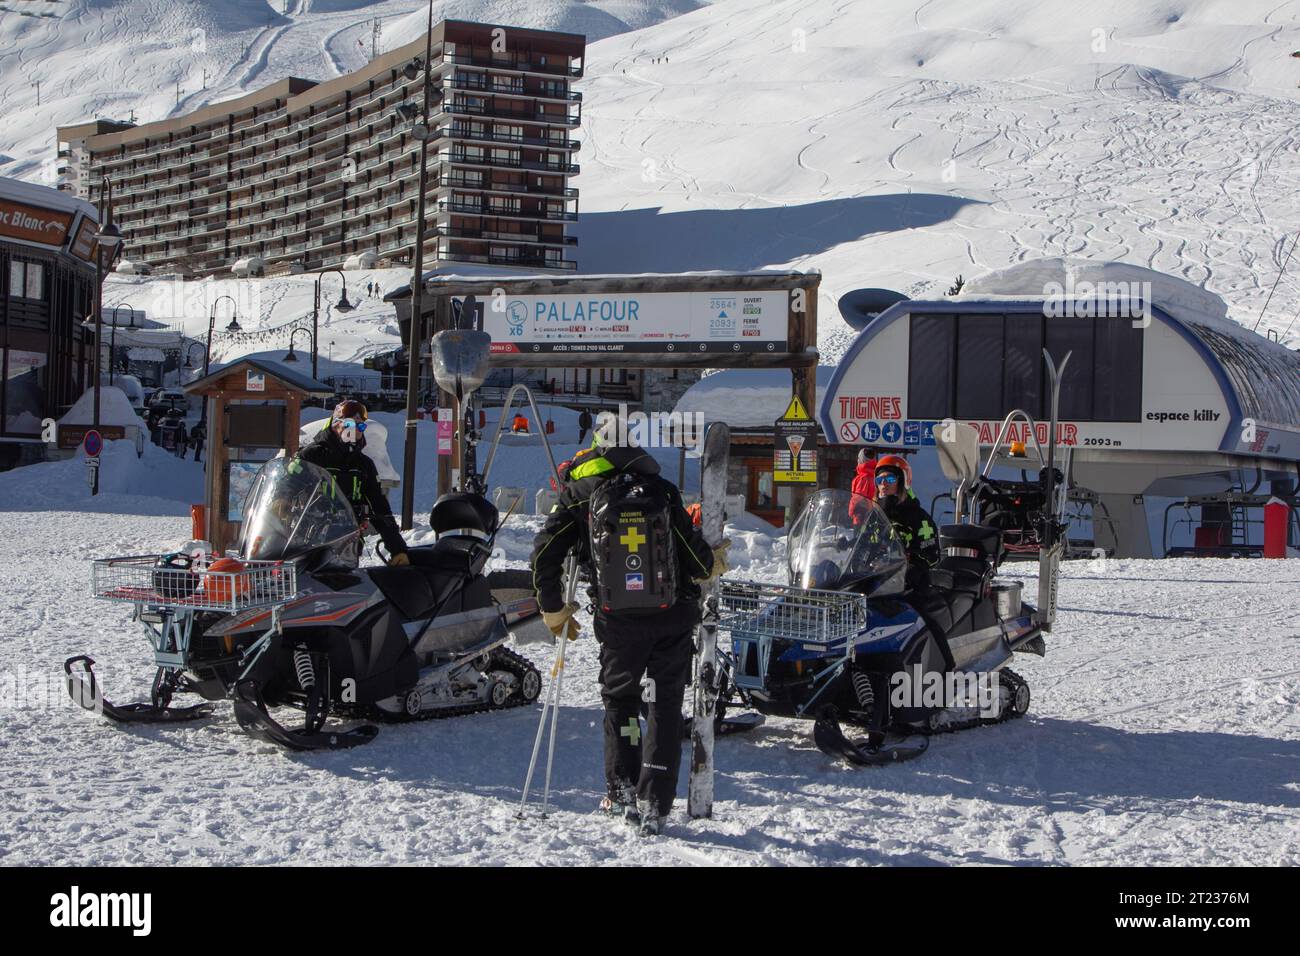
571,0,1300,349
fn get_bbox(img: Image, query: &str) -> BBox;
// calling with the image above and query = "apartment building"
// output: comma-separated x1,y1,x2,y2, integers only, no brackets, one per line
56,20,584,277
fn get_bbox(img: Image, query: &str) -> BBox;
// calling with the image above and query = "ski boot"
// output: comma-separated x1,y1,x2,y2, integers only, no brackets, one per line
635,798,665,837
599,781,638,823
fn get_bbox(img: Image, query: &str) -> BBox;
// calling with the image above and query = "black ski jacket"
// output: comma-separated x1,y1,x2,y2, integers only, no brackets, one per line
296,426,408,557
880,490,940,589
530,446,713,638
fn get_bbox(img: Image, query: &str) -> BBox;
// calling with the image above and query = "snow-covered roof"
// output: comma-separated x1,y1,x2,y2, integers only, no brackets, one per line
959,258,1300,428
0,175,98,223
58,386,142,429
961,258,1234,332
127,347,166,362
387,268,819,300
674,367,835,430
184,356,332,395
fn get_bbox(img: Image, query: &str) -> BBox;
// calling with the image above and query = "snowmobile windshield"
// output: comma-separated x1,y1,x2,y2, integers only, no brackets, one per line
238,458,359,566
786,489,907,595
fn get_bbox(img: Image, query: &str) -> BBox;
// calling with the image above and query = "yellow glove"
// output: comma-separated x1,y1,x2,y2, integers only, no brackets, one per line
542,602,581,641
388,552,411,567
697,539,732,583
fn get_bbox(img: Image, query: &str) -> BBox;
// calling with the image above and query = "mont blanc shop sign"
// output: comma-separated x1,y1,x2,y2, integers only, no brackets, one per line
0,198,73,248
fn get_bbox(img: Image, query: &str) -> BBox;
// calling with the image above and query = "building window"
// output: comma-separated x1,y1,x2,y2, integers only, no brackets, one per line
7,261,45,301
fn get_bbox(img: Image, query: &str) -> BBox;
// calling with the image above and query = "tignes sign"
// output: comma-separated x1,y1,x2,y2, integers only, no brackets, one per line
454,290,790,355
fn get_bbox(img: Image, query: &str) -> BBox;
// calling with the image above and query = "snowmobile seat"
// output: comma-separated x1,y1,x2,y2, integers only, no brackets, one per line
366,565,467,621
429,492,498,538
406,536,490,576
929,555,989,596
938,523,1003,565
907,586,978,645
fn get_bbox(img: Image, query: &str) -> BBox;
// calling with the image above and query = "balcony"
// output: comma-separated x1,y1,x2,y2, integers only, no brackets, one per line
436,249,577,270
440,224,575,246
444,52,582,79
441,175,576,199
442,99,580,127
440,199,576,223
443,150,579,175
446,124,577,151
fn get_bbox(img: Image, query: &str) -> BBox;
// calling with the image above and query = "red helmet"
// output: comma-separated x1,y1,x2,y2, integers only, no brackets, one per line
873,454,912,491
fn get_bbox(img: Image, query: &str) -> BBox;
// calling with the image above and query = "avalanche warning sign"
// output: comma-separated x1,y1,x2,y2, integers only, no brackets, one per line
774,395,817,484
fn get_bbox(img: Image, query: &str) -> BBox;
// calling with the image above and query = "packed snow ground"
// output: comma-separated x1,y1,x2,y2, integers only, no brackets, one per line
1,430,1298,865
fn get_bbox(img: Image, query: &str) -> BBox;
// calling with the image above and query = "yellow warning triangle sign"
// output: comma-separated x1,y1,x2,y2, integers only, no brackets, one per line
780,395,810,421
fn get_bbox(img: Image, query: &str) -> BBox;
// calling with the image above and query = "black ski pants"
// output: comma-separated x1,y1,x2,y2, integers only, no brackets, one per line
596,618,694,816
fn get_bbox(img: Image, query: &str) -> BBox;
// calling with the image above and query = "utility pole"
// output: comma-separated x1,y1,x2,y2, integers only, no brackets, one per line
202,69,210,90
175,80,181,105
400,0,435,530
372,19,381,60
32,80,40,105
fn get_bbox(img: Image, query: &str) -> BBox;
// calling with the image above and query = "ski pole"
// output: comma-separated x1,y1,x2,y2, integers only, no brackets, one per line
519,553,578,818
539,634,567,815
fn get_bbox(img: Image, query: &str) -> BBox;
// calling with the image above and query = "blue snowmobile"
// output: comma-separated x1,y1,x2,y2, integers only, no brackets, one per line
715,352,1077,764
717,487,1048,764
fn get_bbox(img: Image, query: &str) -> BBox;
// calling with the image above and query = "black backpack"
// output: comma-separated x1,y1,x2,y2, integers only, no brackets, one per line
589,471,678,615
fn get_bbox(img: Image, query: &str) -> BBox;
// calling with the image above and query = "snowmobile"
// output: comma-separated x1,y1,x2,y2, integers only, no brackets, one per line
715,489,1044,764
67,457,549,751
716,353,1073,765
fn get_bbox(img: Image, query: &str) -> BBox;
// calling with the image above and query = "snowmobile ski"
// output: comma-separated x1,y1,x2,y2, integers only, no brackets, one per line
231,679,379,751
813,707,930,766
688,422,730,819
64,656,213,724
682,711,766,738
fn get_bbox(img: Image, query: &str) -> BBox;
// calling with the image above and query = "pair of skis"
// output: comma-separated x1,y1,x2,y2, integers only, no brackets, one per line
688,423,730,819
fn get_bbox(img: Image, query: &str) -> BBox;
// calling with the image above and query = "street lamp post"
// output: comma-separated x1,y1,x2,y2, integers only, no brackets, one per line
205,295,242,377
400,0,438,530
181,342,205,374
92,178,123,437
202,295,241,426
107,303,137,386
313,269,353,382
283,327,314,367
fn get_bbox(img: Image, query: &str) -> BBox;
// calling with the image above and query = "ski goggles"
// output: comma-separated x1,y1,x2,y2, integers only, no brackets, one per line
333,418,368,432
874,473,900,487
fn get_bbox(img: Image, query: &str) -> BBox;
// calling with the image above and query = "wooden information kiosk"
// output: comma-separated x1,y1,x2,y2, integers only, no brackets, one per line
184,358,331,554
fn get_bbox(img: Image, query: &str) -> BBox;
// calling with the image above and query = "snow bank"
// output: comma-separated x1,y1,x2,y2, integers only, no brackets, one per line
961,257,1234,330
58,386,142,430
0,439,204,516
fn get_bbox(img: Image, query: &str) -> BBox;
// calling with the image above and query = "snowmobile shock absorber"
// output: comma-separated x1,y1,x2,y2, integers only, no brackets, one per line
852,668,874,709
293,649,316,692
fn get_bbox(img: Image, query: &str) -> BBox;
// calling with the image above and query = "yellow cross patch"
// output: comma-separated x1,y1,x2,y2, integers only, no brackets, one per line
619,525,646,553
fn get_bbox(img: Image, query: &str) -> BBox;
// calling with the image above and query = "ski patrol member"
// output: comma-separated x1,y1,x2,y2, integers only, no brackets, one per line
872,454,938,589
529,417,728,834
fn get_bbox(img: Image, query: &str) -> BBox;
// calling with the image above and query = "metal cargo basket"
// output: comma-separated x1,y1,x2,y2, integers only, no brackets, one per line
991,579,1022,618
719,580,869,645
718,581,869,693
92,554,297,613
